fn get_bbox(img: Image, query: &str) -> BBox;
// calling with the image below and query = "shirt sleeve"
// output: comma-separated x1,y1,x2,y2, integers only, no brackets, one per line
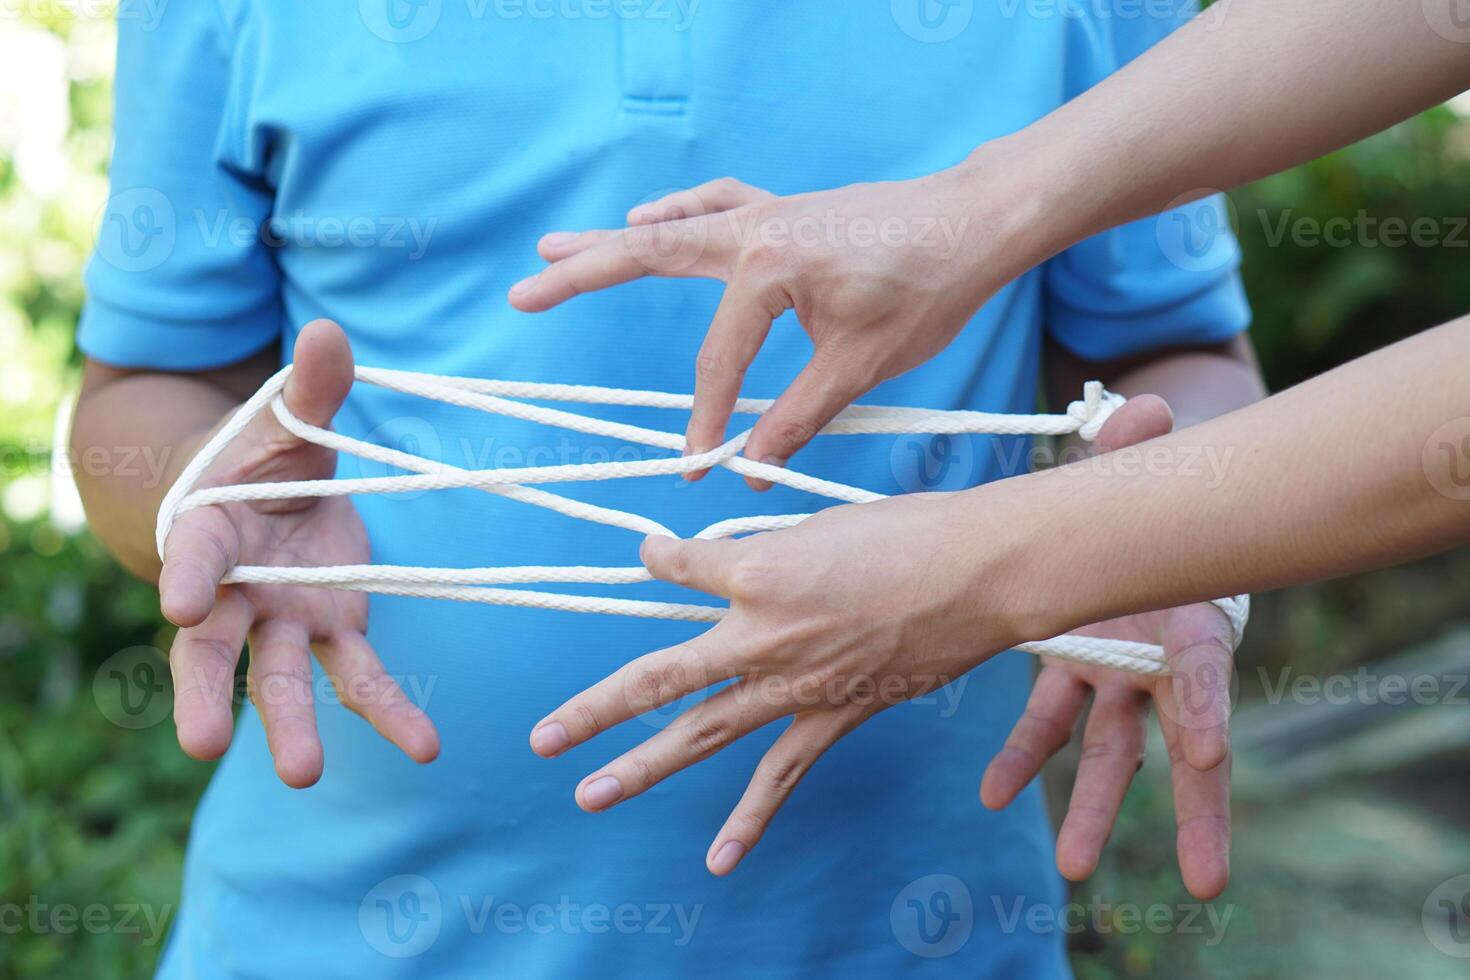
78,2,282,370
1043,2,1251,361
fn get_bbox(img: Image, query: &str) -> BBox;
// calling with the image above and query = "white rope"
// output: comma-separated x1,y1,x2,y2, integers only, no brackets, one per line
155,365,1249,677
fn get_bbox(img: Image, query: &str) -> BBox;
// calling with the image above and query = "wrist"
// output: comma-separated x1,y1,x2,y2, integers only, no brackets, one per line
935,472,1105,649
949,123,1107,272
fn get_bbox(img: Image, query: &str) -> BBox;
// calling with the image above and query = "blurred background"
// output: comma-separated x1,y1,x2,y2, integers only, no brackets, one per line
2,7,1469,979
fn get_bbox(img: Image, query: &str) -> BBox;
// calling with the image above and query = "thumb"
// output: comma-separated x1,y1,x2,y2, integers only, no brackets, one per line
640,535,742,598
1089,392,1174,454
743,356,866,491
282,319,355,429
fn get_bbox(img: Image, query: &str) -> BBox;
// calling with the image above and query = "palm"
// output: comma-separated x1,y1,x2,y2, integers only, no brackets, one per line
981,391,1239,900
158,321,438,787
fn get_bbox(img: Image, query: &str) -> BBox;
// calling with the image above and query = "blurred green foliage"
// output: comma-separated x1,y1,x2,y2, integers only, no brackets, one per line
1,9,1466,980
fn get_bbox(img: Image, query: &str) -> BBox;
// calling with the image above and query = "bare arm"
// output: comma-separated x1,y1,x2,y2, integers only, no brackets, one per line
70,324,439,783
982,314,1470,642
71,350,276,580
1006,0,1470,244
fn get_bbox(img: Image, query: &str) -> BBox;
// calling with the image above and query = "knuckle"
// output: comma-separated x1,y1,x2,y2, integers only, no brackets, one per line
769,417,820,449
694,349,740,385
730,808,768,839
571,700,603,737
629,754,658,792
726,554,773,599
759,752,806,796
628,660,680,708
681,715,732,757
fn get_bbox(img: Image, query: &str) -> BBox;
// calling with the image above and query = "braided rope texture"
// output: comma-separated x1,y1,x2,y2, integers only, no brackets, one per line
154,365,1249,677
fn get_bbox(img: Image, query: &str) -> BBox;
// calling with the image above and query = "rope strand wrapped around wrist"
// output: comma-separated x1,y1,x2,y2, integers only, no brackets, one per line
155,365,1249,676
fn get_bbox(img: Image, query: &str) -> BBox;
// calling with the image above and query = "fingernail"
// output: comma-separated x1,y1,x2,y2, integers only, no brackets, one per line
509,273,539,296
530,722,569,757
542,231,577,247
710,840,746,875
747,455,785,492
627,207,650,224
582,775,624,810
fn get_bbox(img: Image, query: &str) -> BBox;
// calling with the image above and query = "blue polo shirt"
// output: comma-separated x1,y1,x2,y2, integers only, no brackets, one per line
82,2,1248,977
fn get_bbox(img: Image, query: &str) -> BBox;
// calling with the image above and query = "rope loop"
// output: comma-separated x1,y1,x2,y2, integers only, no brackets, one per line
154,365,1249,676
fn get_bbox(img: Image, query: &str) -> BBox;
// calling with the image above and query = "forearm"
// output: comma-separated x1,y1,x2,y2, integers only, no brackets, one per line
71,353,272,581
1047,335,1265,431
970,0,1470,253
965,315,1470,642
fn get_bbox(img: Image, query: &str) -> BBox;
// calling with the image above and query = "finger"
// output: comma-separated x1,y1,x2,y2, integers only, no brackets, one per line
980,666,1088,810
1158,710,1232,900
537,228,620,263
742,355,868,491
685,282,781,478
639,535,742,597
247,619,323,788
168,586,252,760
572,679,786,813
159,506,240,627
284,319,355,428
1090,393,1174,454
315,630,440,764
529,626,738,758
705,710,855,875
508,217,728,312
1157,604,1236,770
1054,686,1149,882
627,177,774,225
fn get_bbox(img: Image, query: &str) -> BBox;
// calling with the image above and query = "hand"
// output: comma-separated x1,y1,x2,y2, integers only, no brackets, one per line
525,488,1023,876
158,320,439,786
508,146,1046,488
980,396,1236,900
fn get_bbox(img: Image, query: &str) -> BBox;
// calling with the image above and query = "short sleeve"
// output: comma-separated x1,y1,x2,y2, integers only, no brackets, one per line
79,3,282,370
1043,1,1251,361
